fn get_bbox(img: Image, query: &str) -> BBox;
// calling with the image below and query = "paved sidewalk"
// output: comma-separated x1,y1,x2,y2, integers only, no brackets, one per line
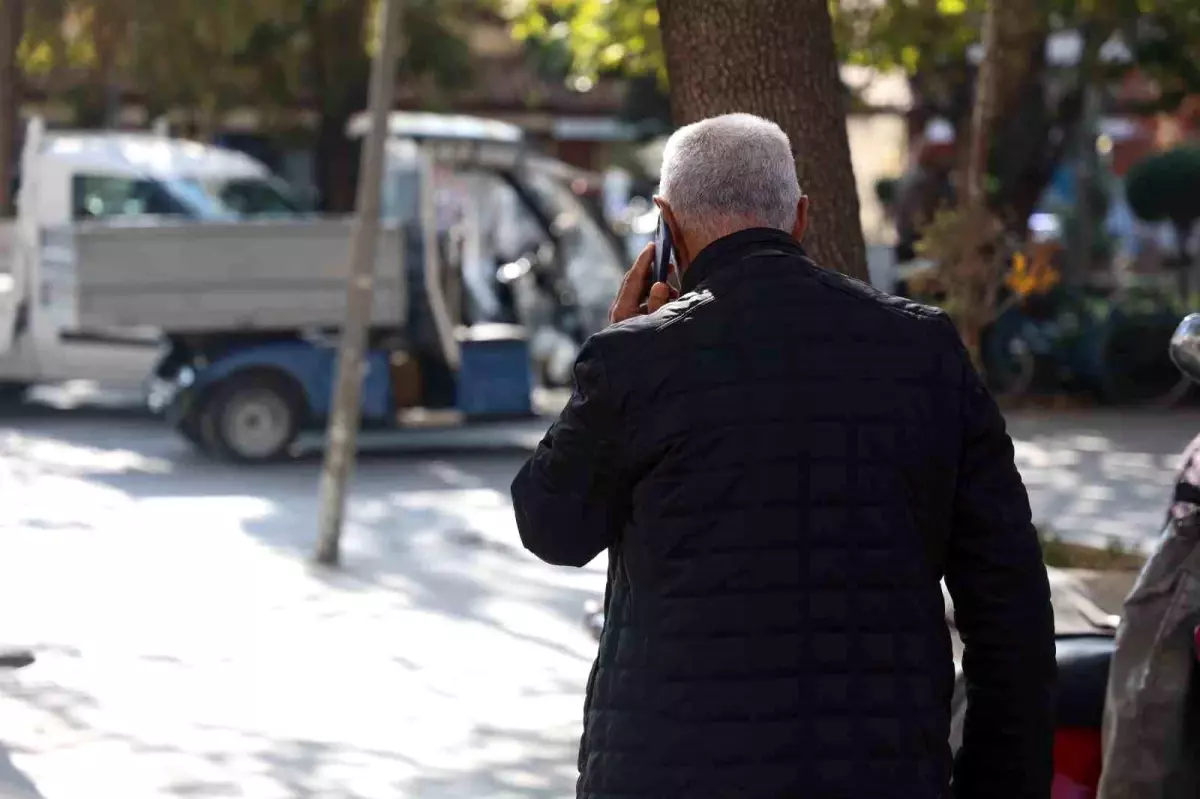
0,402,1177,798
1006,410,1200,551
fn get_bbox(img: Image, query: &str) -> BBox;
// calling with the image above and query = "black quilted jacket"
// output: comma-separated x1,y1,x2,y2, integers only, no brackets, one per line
511,228,1056,799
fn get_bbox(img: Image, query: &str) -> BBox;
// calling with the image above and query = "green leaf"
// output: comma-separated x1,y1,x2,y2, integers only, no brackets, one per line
937,0,968,15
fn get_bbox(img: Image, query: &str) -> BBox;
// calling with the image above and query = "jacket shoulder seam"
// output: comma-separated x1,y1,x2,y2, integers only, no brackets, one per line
799,260,947,324
653,289,716,332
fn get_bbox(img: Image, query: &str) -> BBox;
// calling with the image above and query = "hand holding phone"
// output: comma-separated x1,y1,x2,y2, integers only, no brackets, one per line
653,216,675,287
609,237,676,325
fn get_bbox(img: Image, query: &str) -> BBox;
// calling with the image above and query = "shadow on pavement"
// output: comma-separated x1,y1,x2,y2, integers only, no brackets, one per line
0,740,44,799
402,725,579,799
0,413,595,798
6,405,1195,796
1003,409,1200,550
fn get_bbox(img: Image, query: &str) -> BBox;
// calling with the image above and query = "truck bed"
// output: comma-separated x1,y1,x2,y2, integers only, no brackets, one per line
41,218,408,335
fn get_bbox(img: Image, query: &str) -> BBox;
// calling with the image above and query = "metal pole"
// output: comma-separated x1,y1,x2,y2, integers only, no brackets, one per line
313,0,402,566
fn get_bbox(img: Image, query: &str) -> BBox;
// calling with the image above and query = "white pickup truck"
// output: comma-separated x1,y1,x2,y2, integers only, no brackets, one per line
0,118,305,398
0,113,626,406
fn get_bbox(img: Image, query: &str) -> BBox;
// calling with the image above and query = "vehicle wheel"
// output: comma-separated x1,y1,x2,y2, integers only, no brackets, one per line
200,373,302,463
176,409,206,451
984,336,1036,401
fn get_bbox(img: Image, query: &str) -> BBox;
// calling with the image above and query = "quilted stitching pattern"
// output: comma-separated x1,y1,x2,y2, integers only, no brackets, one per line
514,230,1054,799
583,257,957,798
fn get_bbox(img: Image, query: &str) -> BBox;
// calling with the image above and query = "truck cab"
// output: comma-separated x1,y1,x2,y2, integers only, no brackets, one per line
25,125,301,227
357,113,624,386
0,118,301,396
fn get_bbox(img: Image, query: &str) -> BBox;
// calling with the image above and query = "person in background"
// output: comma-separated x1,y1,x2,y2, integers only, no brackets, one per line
511,113,1056,799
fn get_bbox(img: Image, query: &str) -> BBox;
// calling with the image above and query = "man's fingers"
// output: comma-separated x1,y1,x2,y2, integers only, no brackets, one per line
646,281,672,314
610,243,656,324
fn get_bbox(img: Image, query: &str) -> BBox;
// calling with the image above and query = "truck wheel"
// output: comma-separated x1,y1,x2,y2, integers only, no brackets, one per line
177,412,206,451
200,373,301,463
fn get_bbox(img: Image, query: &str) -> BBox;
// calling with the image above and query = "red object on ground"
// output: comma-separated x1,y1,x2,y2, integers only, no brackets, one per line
1052,728,1103,798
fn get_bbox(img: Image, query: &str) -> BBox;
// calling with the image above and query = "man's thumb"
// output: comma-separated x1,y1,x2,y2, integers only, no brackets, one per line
647,281,671,312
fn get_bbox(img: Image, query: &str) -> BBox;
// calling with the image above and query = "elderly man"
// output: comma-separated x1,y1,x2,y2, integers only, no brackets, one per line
511,113,1055,799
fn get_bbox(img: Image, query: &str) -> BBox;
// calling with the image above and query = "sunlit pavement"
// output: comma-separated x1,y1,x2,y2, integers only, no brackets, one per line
0,409,594,798
1007,409,1200,551
0,405,1197,797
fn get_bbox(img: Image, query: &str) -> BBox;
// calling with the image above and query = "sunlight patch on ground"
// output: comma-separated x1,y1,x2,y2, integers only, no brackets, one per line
0,432,596,798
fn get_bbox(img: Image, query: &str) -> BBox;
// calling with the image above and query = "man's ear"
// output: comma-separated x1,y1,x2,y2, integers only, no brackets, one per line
792,195,810,242
653,196,690,271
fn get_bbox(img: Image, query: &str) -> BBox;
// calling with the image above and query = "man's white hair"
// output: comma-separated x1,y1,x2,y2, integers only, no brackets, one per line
659,113,801,237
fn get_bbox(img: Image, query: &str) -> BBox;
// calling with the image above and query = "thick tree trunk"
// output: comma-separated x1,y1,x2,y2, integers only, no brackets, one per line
0,0,24,217
656,0,868,283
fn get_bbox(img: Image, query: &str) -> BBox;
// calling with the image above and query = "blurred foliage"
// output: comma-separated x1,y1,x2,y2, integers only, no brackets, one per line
505,0,1200,113
503,0,663,83
14,0,478,208
1126,4,1200,112
1005,248,1062,298
17,0,475,123
1101,294,1190,404
834,0,979,71
1124,147,1200,228
1038,527,1143,570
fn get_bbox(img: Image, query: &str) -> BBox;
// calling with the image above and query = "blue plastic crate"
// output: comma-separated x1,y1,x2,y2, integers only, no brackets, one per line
456,326,534,418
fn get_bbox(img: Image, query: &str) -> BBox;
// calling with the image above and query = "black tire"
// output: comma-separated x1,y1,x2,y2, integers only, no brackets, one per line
983,336,1036,402
176,409,206,451
198,372,303,464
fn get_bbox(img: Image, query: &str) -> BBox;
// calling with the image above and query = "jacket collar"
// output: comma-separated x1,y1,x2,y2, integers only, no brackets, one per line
680,227,807,294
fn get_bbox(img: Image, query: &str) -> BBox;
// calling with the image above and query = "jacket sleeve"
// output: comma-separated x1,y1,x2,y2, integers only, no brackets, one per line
945,336,1057,799
511,337,630,567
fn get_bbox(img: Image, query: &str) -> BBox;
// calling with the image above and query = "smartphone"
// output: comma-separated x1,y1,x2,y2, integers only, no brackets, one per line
653,215,676,288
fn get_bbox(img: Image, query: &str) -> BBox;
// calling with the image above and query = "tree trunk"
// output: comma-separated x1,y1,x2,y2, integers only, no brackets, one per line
0,0,24,217
305,0,369,213
966,0,1043,205
92,0,124,128
315,115,361,212
656,0,868,283
922,0,1042,369
314,0,403,567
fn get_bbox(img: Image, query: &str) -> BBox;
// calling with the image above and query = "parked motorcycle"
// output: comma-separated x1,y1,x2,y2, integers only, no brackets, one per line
948,616,1116,796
